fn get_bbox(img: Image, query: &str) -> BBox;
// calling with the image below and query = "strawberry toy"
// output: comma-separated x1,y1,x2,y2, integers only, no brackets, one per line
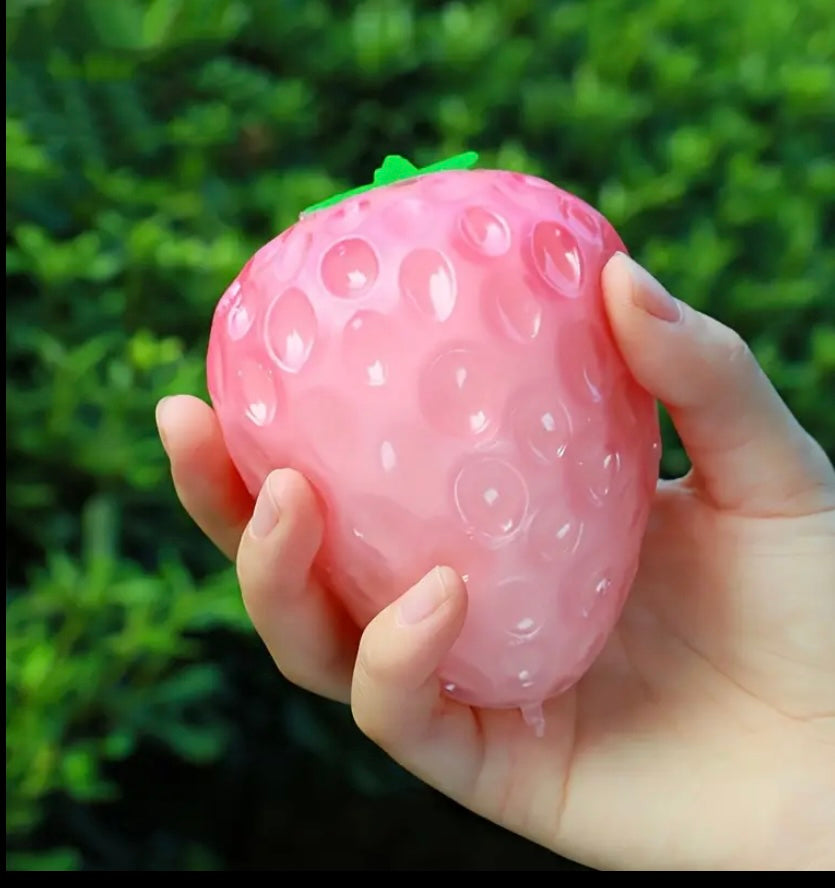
207,152,660,733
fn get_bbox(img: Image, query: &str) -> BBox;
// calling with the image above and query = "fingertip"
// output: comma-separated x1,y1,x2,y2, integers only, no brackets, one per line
154,396,173,454
239,467,325,595
156,394,212,458
600,252,644,358
437,564,468,599
601,249,629,290
394,565,466,630
435,565,469,628
265,466,320,509
259,467,325,541
603,251,684,326
155,394,218,458
248,472,282,540
601,250,635,309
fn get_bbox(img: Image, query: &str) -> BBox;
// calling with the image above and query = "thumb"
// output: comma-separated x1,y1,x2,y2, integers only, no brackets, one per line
350,567,484,799
601,253,835,517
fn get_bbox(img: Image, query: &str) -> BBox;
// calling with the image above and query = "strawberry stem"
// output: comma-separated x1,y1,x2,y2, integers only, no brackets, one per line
302,150,479,215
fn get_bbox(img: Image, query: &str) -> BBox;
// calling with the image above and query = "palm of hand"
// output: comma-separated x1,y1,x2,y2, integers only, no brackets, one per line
463,485,835,871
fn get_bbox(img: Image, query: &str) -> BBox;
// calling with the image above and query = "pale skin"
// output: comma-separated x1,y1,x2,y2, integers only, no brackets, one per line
156,253,835,871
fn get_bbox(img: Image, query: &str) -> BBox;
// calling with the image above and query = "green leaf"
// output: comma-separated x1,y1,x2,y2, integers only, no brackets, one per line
7,847,83,872
84,0,146,51
303,150,479,213
142,0,183,46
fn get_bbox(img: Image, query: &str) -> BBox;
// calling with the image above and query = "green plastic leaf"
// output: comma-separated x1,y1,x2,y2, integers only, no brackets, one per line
303,150,480,214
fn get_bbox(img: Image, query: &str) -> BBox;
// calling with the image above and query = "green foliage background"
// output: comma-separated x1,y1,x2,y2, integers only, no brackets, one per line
6,0,834,871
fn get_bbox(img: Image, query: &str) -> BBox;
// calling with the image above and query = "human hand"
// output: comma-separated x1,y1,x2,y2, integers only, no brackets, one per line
156,253,835,871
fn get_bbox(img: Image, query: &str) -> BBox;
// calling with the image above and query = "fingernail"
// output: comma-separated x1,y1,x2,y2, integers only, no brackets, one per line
155,397,172,454
398,567,450,625
250,476,280,539
618,253,683,323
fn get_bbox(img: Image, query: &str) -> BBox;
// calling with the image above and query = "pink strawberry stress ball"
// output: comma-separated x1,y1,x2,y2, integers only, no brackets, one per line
206,151,661,733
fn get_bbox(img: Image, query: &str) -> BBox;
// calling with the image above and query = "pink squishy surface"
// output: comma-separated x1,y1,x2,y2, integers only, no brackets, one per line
207,168,661,724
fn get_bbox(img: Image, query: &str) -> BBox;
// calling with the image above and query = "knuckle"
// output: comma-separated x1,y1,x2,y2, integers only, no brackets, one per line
273,657,311,693
351,697,389,748
717,324,754,368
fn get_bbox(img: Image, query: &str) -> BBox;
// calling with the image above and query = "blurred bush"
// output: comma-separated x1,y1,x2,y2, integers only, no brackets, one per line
6,0,834,871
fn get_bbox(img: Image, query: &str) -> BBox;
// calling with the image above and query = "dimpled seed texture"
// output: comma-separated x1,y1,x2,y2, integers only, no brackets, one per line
207,155,661,733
